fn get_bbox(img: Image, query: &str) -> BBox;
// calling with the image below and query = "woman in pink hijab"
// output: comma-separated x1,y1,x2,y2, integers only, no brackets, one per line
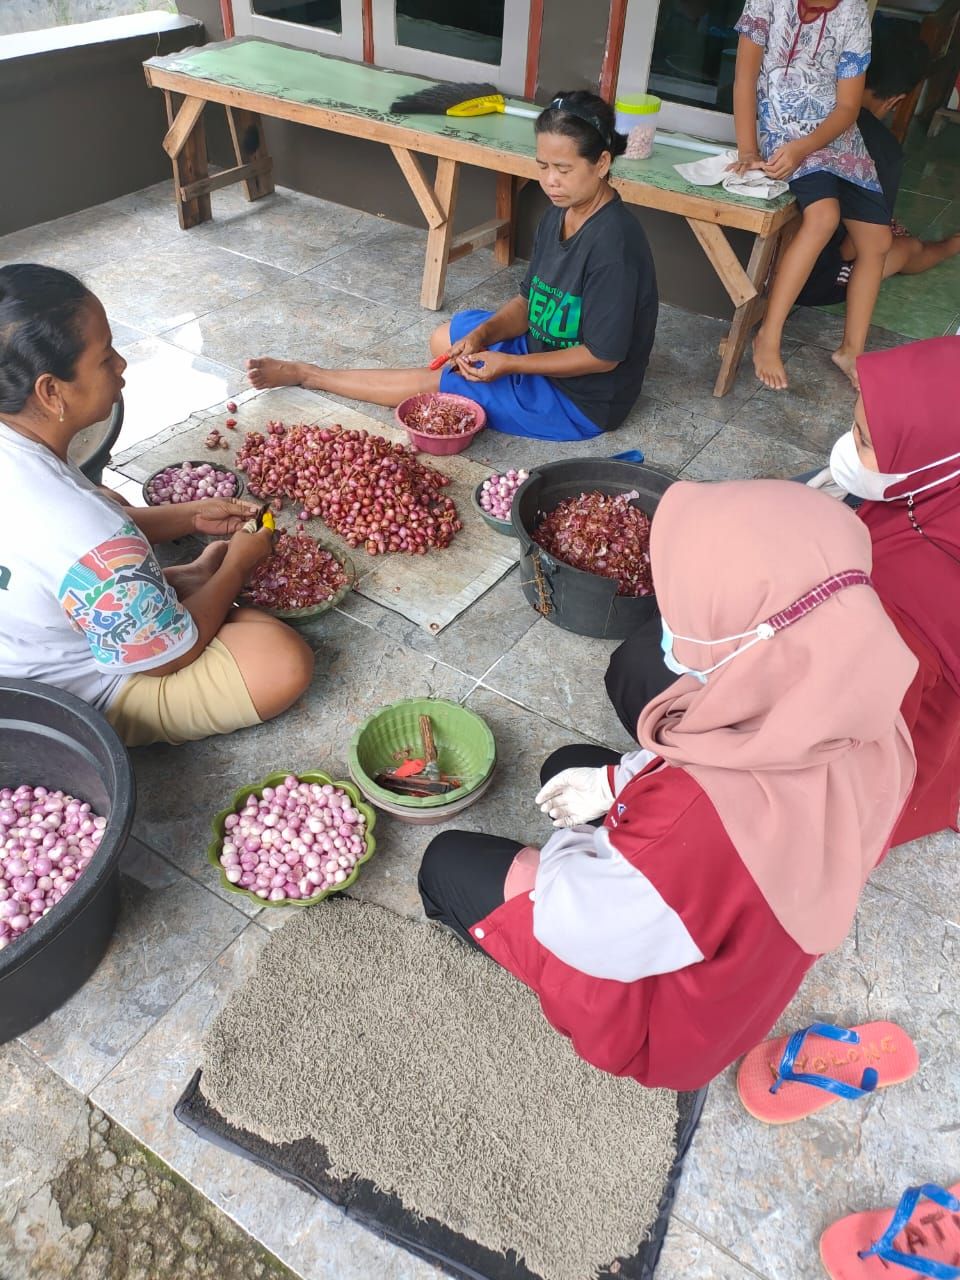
419,480,916,1089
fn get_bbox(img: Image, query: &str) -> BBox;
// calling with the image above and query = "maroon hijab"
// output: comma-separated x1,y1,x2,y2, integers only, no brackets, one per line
857,337,960,693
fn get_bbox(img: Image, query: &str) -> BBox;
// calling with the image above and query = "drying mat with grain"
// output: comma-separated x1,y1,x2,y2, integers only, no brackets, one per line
114,387,519,634
177,897,706,1280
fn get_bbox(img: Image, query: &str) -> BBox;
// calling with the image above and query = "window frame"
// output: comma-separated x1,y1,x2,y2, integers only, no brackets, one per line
232,0,364,59
230,0,532,94
617,0,737,145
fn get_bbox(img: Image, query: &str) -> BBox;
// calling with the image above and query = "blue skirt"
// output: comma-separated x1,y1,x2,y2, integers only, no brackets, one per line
438,309,602,442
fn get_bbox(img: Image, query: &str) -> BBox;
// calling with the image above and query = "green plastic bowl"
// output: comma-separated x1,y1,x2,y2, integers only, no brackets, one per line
207,770,377,908
348,698,496,810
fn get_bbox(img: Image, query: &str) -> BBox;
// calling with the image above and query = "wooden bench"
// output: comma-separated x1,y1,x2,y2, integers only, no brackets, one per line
143,37,798,398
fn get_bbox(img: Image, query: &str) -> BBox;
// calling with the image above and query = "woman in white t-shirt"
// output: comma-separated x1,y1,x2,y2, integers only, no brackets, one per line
0,264,313,747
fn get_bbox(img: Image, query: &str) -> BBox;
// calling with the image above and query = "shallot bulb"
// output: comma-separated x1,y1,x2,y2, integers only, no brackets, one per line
235,422,462,555
145,462,239,505
534,490,653,597
479,469,528,522
0,785,105,950
402,398,478,437
217,775,367,903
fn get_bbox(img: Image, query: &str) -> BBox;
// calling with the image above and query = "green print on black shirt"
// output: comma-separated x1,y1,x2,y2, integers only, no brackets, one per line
527,274,582,349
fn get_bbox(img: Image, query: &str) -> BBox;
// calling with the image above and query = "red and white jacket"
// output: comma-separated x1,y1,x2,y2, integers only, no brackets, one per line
473,753,816,1090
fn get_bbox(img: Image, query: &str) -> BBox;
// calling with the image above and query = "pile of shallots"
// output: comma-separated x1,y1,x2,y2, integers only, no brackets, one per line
218,775,368,902
0,785,106,950
236,423,461,556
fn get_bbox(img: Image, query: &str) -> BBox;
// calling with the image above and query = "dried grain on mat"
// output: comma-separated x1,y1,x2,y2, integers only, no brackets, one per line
201,899,679,1280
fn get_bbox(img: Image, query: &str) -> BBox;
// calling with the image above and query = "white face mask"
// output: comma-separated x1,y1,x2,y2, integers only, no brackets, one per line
830,430,960,503
829,431,907,501
660,617,775,684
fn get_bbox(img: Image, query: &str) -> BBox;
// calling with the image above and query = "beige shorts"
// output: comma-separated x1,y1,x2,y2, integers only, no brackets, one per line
105,637,261,747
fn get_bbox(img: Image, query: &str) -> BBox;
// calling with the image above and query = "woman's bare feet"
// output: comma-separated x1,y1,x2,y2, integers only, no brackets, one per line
165,540,229,600
752,329,789,390
246,357,306,390
831,348,860,391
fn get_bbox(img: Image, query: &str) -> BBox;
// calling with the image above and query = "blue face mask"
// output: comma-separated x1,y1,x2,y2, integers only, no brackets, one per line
660,616,775,684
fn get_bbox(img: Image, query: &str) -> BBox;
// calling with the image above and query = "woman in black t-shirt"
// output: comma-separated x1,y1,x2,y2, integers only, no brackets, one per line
246,91,659,442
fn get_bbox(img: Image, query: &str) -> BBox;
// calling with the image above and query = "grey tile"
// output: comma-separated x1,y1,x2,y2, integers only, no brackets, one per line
351,687,588,924
481,619,637,752
163,276,418,373
0,206,164,279
337,567,539,680
83,242,291,336
128,610,475,894
90,927,442,1280
187,188,391,274
0,1040,93,1272
670,885,960,1280
869,828,960,926
644,304,784,426
115,337,245,450
682,422,824,482
658,1220,772,1280
782,308,906,355
721,344,859,455
19,854,248,1095
308,226,504,312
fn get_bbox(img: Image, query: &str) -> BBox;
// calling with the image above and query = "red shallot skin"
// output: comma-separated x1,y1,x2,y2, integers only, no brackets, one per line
402,399,477,437
534,491,653,597
245,530,349,610
0,785,105,950
235,422,462,555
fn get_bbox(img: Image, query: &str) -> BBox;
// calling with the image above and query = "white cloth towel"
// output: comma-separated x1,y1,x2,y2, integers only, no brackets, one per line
674,149,789,200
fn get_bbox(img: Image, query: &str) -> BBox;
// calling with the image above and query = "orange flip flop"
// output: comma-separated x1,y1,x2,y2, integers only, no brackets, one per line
737,1020,919,1124
820,1182,960,1278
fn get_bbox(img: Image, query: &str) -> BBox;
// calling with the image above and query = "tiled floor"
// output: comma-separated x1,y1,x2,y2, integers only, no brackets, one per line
1,169,958,1280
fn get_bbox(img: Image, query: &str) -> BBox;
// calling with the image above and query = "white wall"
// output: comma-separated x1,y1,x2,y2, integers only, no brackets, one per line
0,0,175,37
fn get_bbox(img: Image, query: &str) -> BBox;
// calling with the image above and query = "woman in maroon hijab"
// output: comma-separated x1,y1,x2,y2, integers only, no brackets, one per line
605,335,960,846
833,336,960,844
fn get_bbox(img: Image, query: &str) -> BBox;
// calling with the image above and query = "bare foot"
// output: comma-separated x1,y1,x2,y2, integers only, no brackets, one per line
246,357,305,390
831,348,860,390
165,540,229,600
752,331,789,391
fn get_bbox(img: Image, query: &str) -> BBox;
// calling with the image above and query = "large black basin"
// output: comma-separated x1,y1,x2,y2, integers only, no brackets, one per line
511,459,675,639
0,679,134,1043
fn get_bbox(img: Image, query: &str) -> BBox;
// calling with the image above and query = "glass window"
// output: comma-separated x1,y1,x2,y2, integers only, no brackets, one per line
250,0,342,34
647,0,744,116
395,0,504,66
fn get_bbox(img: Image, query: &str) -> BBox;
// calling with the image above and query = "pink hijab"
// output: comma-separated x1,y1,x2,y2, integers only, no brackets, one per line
637,480,917,955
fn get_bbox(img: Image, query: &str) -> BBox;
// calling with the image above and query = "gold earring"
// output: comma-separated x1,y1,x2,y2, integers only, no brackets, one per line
58,406,65,423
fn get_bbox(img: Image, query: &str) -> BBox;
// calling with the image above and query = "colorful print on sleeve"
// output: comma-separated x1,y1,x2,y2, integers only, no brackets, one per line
58,521,196,670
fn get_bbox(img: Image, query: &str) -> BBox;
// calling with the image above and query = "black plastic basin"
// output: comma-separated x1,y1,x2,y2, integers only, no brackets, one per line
511,459,675,639
0,679,135,1043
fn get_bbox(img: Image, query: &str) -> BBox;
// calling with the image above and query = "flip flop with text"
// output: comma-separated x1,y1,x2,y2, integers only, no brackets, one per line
820,1182,960,1278
737,1021,919,1124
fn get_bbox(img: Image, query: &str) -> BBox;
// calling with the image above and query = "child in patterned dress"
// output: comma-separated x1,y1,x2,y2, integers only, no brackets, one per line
732,0,890,391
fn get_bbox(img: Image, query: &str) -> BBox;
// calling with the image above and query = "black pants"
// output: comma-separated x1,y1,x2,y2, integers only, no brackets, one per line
604,616,673,740
418,743,620,945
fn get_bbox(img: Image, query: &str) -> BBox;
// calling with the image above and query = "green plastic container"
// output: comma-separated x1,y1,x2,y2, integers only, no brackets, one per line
207,770,377,908
349,698,496,811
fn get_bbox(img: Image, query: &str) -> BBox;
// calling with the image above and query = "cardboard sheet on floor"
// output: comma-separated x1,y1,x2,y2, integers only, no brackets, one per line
177,898,707,1280
113,388,519,634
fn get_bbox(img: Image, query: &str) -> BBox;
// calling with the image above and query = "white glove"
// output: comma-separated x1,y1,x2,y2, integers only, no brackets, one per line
535,767,614,829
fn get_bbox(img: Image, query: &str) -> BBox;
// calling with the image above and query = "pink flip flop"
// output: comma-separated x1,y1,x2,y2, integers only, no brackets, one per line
820,1182,960,1278
737,1021,918,1124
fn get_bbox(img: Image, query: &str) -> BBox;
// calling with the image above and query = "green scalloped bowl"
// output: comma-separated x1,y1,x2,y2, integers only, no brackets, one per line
207,770,377,908
348,698,496,811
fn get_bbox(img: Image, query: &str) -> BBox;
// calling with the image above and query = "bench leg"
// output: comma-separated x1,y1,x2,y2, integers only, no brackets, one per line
226,107,275,202
712,227,785,398
494,173,519,267
421,158,461,310
163,91,212,230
